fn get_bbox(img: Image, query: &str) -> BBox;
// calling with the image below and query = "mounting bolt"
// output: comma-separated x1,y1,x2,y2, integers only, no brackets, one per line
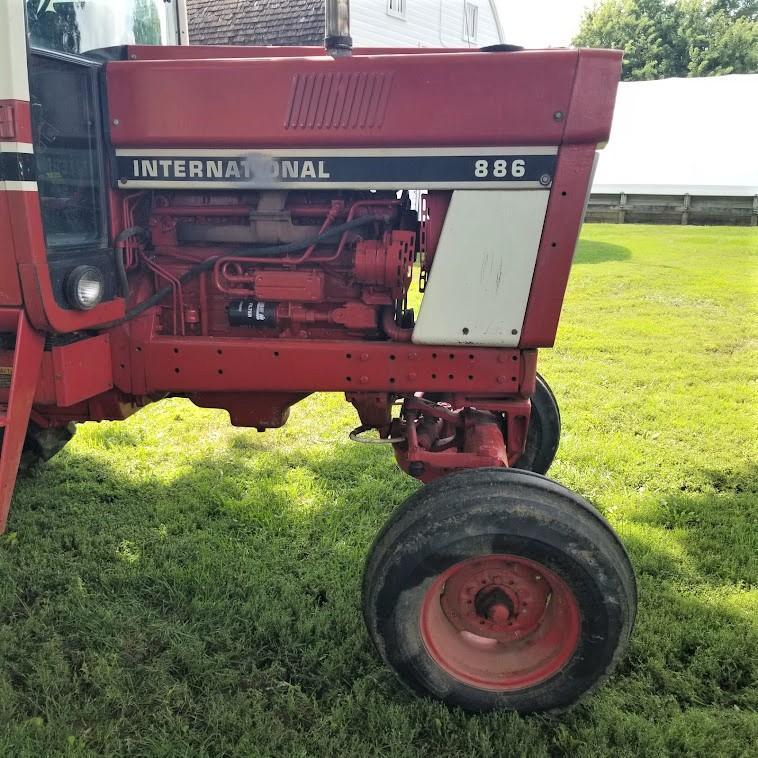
496,375,506,384
407,371,417,380
112,118,120,126
359,375,368,384
553,110,564,121
408,461,425,477
360,352,369,361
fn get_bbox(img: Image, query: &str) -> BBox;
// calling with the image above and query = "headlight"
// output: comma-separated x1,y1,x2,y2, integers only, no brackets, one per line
65,266,105,310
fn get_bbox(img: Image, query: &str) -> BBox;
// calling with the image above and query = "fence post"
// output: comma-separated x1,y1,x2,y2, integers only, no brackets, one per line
618,192,626,224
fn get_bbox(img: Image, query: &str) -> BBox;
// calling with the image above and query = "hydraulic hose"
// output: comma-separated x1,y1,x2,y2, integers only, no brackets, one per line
381,306,414,342
95,214,385,330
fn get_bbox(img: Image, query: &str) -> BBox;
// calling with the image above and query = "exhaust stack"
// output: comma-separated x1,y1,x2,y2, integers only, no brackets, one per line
325,0,352,57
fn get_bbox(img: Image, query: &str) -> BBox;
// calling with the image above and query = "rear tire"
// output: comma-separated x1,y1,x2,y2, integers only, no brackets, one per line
513,373,560,475
0,423,75,475
362,468,636,713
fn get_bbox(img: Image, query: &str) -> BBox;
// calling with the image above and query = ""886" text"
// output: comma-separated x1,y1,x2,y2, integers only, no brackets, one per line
473,159,526,178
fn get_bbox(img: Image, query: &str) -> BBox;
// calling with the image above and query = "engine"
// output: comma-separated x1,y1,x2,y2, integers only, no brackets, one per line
132,190,420,340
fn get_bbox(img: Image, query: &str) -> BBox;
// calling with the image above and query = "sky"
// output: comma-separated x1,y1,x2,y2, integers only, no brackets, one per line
494,0,595,48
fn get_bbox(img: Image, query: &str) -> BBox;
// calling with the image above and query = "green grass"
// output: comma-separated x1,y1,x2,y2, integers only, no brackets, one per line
1,224,757,757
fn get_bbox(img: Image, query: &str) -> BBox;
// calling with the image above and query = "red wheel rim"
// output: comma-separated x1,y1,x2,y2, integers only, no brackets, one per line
419,554,580,691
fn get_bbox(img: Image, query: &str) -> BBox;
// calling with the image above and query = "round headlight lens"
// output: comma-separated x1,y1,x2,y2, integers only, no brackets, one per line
66,266,105,310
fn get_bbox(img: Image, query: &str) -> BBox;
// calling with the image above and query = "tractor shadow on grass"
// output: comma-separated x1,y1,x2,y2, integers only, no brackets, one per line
573,239,631,264
623,462,758,587
2,442,756,751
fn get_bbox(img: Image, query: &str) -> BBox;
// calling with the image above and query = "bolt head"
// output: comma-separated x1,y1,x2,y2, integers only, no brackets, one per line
408,461,425,477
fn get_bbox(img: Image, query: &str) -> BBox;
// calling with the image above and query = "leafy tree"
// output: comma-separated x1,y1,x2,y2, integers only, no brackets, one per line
573,0,758,80
133,0,162,46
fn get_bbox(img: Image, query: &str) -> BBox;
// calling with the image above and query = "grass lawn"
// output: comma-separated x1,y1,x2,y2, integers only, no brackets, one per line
1,224,757,757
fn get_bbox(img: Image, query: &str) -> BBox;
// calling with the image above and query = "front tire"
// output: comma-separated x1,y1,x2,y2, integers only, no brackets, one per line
362,468,636,713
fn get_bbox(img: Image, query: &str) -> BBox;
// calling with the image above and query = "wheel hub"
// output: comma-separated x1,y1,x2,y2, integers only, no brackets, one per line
419,553,581,691
475,586,515,624
439,557,551,641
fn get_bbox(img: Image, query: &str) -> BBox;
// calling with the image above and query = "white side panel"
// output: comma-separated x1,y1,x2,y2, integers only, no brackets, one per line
412,190,548,347
0,1,31,101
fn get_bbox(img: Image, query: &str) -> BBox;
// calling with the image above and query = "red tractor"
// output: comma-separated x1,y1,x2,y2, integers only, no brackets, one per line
0,0,635,712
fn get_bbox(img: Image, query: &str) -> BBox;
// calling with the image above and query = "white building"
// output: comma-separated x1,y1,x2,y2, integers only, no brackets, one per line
587,74,758,225
593,74,758,197
187,0,504,49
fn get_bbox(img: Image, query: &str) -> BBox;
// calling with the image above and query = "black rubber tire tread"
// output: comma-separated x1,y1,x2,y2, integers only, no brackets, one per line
0,423,74,476
513,373,561,475
362,468,636,713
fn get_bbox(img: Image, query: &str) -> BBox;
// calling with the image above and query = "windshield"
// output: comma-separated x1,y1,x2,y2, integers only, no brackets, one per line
26,0,179,54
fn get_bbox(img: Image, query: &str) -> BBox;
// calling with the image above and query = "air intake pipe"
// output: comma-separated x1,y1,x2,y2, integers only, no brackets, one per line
325,0,352,57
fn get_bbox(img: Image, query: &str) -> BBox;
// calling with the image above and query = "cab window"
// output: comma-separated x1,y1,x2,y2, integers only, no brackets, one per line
28,50,106,252
26,0,179,55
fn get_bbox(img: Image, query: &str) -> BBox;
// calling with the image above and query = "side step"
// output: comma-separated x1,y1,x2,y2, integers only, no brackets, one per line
0,311,44,532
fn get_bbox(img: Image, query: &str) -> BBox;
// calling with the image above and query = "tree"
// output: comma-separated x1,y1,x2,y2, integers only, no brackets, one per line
133,0,163,46
572,0,758,80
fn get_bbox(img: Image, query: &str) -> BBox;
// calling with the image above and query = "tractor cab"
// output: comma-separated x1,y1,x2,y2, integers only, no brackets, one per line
3,1,184,327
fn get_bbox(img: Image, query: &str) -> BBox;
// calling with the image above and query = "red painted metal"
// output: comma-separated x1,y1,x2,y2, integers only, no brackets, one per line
563,49,625,146
106,50,595,148
137,338,525,395
519,145,597,347
0,100,32,143
51,335,113,408
392,396,527,482
420,191,452,288
0,192,23,305
248,270,326,302
419,554,581,690
0,311,44,532
189,391,308,429
7,191,126,333
354,232,415,299
0,42,621,530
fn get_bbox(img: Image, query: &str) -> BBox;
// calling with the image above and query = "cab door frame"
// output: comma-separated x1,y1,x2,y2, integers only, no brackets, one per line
0,0,125,332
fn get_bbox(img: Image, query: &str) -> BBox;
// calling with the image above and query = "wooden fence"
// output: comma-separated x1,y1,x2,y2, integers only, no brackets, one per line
586,193,758,226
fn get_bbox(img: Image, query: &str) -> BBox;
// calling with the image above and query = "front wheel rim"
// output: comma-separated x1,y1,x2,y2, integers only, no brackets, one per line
419,554,581,691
